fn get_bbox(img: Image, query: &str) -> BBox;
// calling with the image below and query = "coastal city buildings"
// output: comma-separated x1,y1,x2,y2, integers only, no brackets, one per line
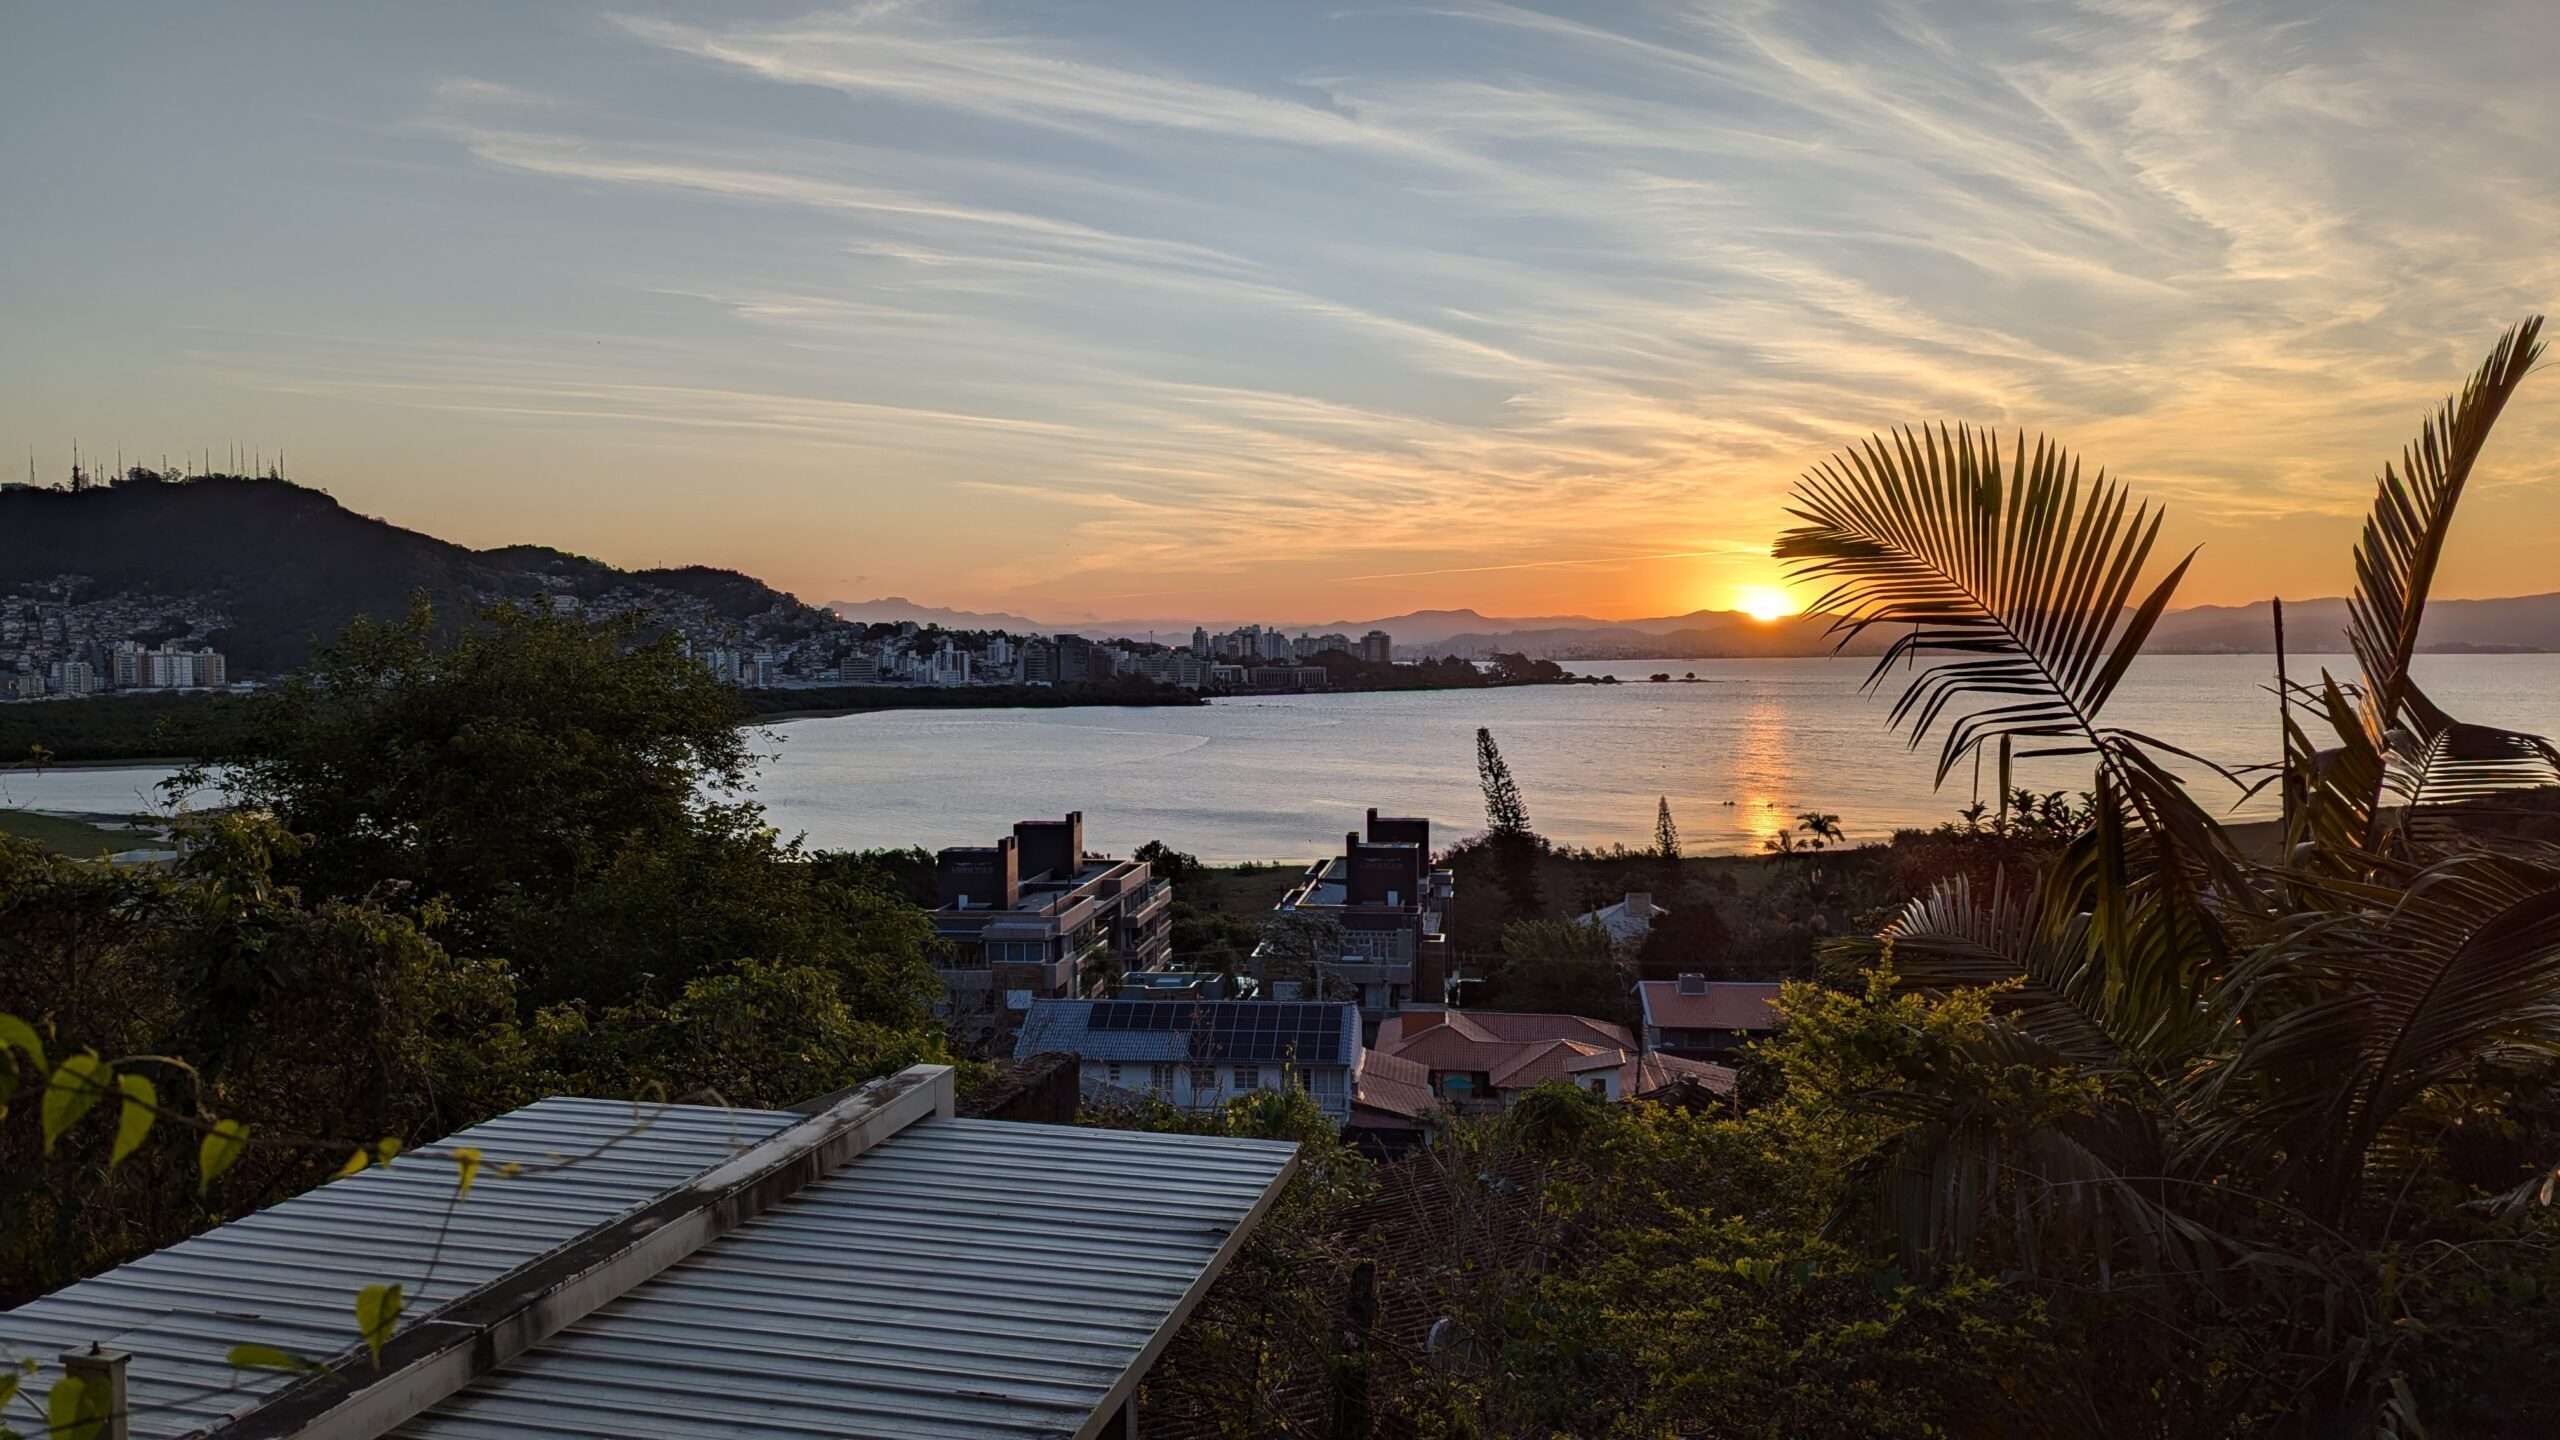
0,585,234,699
927,813,1175,1050
2,557,1405,701
1254,809,1454,1039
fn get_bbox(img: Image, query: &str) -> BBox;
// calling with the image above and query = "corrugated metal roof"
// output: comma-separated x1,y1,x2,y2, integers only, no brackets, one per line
394,1117,1296,1440
0,1099,795,1440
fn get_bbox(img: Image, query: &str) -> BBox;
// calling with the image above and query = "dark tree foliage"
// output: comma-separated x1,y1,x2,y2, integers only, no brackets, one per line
1485,919,1632,1023
0,817,531,1303
0,691,261,765
177,601,939,1015
808,847,940,908
1636,902,1736,981
1132,840,1204,888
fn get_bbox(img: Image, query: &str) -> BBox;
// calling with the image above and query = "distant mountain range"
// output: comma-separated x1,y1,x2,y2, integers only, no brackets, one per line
9,476,2549,679
825,597,1058,633
832,594,2560,658
0,475,821,673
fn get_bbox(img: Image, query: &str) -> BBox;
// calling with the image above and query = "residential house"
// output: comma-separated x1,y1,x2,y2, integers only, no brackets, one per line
1573,890,1668,946
1634,974,1785,1057
1371,1009,1735,1112
1015,998,1374,1122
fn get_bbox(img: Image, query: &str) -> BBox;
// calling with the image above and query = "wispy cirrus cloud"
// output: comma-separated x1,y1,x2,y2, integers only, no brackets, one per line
78,0,2551,618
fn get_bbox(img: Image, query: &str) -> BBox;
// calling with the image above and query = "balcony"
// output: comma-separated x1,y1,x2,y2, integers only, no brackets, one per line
1124,879,1172,923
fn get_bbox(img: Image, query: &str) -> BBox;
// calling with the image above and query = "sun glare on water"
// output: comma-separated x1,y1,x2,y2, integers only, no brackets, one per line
1735,585,1797,622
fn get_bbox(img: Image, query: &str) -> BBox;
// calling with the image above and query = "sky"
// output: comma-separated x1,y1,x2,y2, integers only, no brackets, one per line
3,1,2557,625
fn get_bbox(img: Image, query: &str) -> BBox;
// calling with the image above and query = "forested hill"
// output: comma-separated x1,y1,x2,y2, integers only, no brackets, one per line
0,473,814,673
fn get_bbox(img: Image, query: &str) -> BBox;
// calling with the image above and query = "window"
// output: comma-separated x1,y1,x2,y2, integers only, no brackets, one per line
1191,1065,1218,1094
1106,1063,1124,1087
1233,1066,1260,1091
1587,1078,1608,1096
1150,1062,1175,1092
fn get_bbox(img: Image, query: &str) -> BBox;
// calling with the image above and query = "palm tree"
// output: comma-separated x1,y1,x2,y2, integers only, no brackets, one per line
1794,810,1844,848
1775,317,2560,1434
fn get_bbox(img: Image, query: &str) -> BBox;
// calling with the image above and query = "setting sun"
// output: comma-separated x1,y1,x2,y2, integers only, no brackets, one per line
1734,585,1798,622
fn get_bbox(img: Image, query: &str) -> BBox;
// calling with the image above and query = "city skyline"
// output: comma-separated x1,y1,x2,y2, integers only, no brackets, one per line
6,2,2559,621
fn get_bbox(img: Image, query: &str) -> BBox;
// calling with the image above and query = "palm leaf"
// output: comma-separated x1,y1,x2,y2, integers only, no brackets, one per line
2196,854,2560,1224
1777,425,2197,788
1844,1040,2218,1285
2298,317,2547,852
2387,716,2560,844
1880,817,2224,1077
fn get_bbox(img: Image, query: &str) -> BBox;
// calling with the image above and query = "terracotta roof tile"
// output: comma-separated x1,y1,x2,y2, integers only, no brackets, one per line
1353,1050,1438,1121
1632,1051,1739,1095
1634,981,1783,1033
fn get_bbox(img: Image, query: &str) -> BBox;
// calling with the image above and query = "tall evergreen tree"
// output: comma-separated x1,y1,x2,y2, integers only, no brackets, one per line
1652,795,1684,902
1477,727,1531,838
1476,727,1543,919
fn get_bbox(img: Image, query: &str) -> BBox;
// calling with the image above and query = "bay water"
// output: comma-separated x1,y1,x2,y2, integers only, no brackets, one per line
12,654,2556,863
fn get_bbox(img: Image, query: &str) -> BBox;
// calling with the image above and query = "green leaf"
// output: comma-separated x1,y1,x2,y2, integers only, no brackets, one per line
335,1148,371,1179
0,1011,44,1073
355,1283,405,1366
198,1117,250,1193
46,1374,102,1440
111,1073,157,1165
42,1053,111,1155
450,1146,482,1200
226,1344,314,1373
0,1367,16,1408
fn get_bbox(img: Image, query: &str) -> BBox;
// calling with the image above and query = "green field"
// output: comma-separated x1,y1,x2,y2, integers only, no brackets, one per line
0,809,149,856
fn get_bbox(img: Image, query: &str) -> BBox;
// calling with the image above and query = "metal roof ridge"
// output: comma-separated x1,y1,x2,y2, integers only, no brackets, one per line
192,1065,955,1440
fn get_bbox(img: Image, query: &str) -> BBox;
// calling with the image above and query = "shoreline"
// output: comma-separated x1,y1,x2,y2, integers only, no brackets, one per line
752,673,1608,726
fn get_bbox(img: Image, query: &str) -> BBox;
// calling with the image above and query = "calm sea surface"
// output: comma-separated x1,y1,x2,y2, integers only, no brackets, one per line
8,655,2558,862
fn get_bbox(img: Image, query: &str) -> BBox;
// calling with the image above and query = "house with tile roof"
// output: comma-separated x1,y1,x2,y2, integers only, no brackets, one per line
1370,1009,1734,1112
1633,975,1786,1057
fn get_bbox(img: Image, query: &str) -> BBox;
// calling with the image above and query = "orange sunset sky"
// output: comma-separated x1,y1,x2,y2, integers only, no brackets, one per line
5,2,2558,624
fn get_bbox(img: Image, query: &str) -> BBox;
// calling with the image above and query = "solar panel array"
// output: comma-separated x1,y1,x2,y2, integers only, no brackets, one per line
1083,1001,1344,1063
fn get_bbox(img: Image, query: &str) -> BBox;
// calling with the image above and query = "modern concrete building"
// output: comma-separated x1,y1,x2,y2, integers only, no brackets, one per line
929,813,1176,1048
1254,809,1453,1039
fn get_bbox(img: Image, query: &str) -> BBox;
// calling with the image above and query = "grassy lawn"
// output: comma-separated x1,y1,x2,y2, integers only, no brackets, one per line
0,809,147,856
1182,860,1314,920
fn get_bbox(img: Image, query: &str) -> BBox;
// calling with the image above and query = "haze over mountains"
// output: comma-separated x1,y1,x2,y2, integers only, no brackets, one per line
831,595,2560,658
